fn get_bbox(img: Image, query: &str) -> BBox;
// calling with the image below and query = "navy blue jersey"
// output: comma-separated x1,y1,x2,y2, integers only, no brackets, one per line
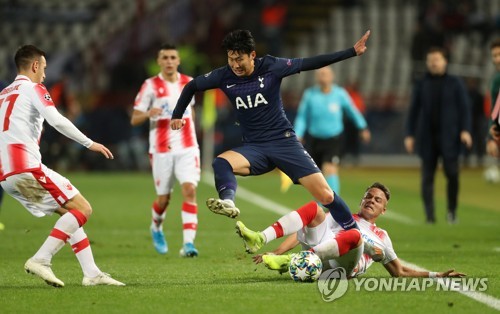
195,55,303,142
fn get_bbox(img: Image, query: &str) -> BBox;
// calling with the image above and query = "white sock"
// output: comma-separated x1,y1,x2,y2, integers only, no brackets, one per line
312,238,340,260
69,228,101,278
261,211,303,244
33,211,82,262
182,202,198,244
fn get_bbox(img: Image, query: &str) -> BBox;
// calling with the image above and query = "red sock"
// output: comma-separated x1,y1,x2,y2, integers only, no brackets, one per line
336,229,361,256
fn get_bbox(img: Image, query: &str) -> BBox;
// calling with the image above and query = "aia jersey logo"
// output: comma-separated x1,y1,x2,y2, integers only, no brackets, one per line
235,93,268,110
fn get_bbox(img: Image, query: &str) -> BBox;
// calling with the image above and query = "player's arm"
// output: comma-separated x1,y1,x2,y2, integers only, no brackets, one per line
341,89,370,143
41,106,113,159
171,80,199,129
131,82,161,126
457,78,473,149
253,233,300,264
294,90,311,142
384,258,466,278
300,30,370,71
404,81,422,154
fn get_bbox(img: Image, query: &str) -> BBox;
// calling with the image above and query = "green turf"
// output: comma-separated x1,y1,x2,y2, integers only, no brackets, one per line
0,168,498,313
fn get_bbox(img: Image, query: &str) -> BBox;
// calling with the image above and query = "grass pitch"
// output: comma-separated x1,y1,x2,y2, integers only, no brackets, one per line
0,167,498,313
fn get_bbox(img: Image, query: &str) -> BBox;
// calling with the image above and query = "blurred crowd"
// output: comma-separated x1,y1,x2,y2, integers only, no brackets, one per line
1,0,498,171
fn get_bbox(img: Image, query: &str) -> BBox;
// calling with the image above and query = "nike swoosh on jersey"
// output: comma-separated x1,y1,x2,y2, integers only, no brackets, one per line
226,84,236,88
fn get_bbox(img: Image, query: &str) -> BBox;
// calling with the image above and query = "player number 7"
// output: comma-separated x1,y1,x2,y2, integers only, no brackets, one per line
0,94,19,132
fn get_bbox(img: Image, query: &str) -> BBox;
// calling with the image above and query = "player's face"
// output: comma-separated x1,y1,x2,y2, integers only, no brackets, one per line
315,67,334,87
426,52,447,75
33,56,47,84
491,47,500,70
359,188,387,221
157,49,180,76
227,50,256,77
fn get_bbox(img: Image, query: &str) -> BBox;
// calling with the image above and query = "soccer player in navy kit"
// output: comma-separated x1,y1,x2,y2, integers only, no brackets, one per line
171,29,370,235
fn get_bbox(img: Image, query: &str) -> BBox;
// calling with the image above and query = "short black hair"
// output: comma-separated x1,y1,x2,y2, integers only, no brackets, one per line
222,29,256,54
426,46,448,60
366,182,391,202
490,38,500,50
159,43,177,51
14,45,46,71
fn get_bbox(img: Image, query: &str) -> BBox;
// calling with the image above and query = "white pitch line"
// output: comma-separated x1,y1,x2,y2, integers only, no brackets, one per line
201,174,500,311
400,261,500,311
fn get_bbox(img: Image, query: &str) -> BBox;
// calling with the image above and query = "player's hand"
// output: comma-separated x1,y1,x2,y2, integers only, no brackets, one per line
486,139,499,157
253,252,275,264
88,142,114,159
360,129,371,143
438,269,466,278
404,136,414,154
460,131,472,149
148,107,162,118
170,119,186,130
354,30,371,56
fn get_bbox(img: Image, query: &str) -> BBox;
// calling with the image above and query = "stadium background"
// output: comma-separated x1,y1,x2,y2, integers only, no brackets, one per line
1,1,500,313
1,0,499,171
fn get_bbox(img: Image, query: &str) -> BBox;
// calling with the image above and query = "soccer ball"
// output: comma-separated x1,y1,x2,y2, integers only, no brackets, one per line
289,251,323,282
483,165,500,183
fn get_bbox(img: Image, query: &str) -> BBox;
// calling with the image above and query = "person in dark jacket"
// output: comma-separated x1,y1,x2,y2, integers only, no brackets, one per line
404,47,472,224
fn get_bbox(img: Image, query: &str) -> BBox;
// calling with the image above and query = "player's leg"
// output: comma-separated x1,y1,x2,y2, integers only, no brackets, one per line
208,150,249,217
321,136,342,194
442,156,459,223
208,146,272,218
299,173,358,230
322,161,340,194
175,147,201,256
236,201,324,253
150,152,174,254
421,154,438,223
272,138,357,230
179,183,198,256
150,194,170,254
311,229,362,261
57,207,124,286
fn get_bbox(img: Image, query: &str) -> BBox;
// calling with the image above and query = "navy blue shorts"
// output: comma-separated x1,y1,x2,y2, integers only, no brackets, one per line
231,137,321,183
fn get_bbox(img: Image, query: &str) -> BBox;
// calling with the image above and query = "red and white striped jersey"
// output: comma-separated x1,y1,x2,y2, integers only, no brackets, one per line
134,72,198,153
0,75,55,179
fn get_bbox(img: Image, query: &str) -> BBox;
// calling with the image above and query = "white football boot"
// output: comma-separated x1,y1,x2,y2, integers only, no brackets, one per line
206,198,240,218
24,258,64,288
82,272,125,286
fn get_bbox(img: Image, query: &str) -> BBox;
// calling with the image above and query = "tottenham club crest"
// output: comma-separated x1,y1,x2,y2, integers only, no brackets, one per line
258,76,265,88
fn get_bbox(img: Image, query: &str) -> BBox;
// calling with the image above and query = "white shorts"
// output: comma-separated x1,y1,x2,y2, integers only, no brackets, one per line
1,164,80,217
297,216,366,277
150,147,201,195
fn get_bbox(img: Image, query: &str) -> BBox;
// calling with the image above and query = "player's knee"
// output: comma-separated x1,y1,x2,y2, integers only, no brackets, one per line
78,203,92,218
157,195,171,209
318,189,334,205
181,184,196,200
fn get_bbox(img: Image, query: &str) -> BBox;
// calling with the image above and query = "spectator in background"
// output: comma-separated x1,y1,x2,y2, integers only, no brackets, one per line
261,0,288,56
294,66,370,194
463,77,486,167
343,80,367,165
487,39,500,157
405,47,472,224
